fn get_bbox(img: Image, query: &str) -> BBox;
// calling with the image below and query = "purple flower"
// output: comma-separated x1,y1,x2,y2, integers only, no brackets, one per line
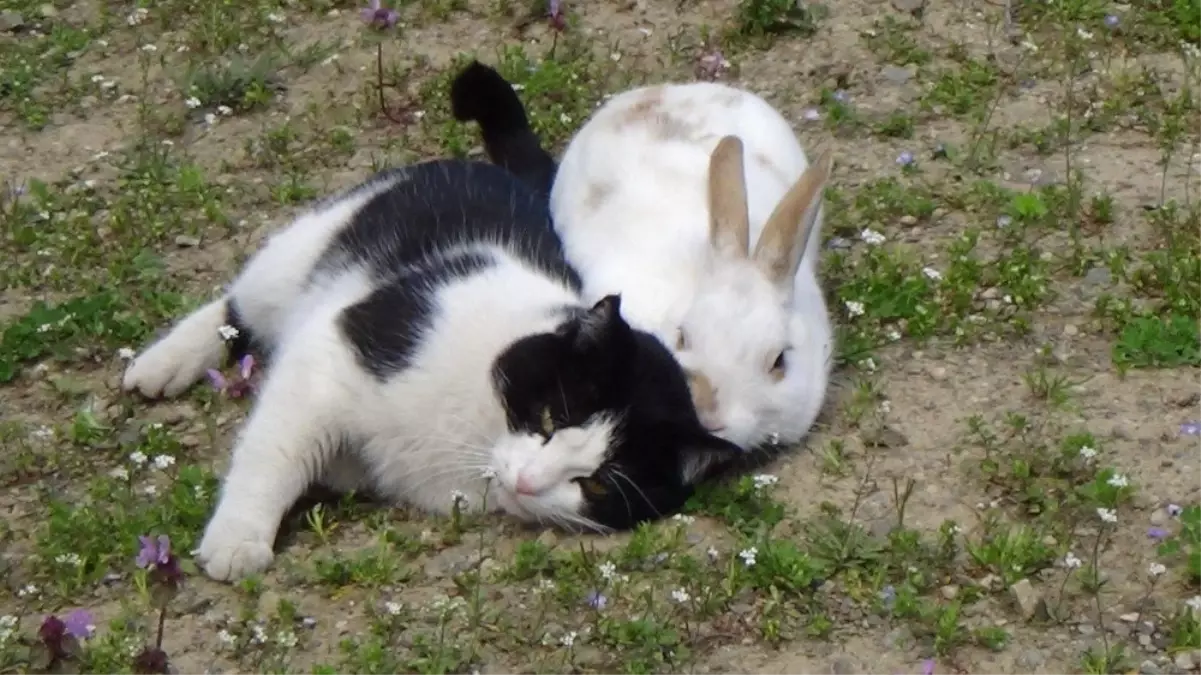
585,589,608,610
547,0,565,32
879,584,896,609
1104,14,1119,28
207,354,257,398
1167,503,1183,517
921,658,936,675
832,89,849,103
136,535,171,569
696,48,731,81
1180,421,1201,436
1148,527,1169,540
360,0,399,28
62,609,95,640
896,151,915,167
39,615,66,649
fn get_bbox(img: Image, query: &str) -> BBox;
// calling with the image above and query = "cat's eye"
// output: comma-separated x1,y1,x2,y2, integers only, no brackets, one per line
675,328,688,351
769,350,787,379
539,406,556,437
575,477,607,496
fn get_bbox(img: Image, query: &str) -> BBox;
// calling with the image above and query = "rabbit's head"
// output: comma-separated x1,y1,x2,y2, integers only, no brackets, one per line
674,136,833,450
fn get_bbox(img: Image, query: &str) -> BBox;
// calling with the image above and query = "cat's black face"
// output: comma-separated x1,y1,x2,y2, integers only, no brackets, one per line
489,295,744,530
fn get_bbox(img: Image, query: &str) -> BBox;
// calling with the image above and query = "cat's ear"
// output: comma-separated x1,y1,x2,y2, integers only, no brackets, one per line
572,294,624,350
678,429,745,485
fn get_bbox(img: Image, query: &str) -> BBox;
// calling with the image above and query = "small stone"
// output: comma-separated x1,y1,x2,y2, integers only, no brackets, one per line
977,573,1002,591
1009,578,1047,620
1063,324,1079,336
1078,623,1095,635
174,235,201,247
1084,266,1112,286
830,657,858,675
0,10,24,31
899,214,918,226
1121,612,1141,622
39,4,57,19
1140,659,1162,674
1173,651,1195,671
929,366,948,381
1150,509,1168,526
881,65,914,85
940,584,959,600
982,287,999,300
1017,649,1045,669
890,0,924,14
536,529,558,549
1041,535,1058,547
1139,634,1152,648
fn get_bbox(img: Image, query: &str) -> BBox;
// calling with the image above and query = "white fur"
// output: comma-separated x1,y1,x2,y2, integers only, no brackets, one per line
124,174,614,582
550,82,833,450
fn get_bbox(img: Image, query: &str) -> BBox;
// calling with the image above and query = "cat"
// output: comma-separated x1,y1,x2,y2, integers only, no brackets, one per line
120,62,744,583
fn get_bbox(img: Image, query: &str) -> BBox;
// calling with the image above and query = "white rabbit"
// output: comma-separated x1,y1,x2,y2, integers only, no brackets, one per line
547,82,835,452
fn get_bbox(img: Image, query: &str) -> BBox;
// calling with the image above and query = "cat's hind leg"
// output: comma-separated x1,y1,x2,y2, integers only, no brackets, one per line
196,324,350,581
123,299,231,398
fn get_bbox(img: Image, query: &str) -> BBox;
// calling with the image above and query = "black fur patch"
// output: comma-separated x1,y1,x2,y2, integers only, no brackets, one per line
494,296,745,530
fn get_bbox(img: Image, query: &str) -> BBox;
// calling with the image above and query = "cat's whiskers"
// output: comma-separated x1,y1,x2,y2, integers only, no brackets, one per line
610,467,661,519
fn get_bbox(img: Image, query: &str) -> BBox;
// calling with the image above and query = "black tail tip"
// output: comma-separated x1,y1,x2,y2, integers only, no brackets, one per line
450,60,519,123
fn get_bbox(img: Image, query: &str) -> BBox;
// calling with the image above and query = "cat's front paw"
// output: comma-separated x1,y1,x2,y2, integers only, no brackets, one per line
196,516,275,582
122,301,228,399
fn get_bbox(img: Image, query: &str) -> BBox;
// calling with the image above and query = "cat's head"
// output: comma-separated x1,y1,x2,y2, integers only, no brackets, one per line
489,294,744,531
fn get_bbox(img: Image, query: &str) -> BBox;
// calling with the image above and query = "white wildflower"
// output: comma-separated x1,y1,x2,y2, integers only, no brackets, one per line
670,588,691,604
140,43,157,53
1106,473,1128,488
0,615,17,643
153,454,175,470
127,8,149,25
560,630,577,648
480,467,497,480
738,547,758,567
205,112,217,125
217,629,236,646
91,74,105,83
1062,552,1082,569
859,357,877,372
143,484,159,497
752,474,779,490
1076,27,1094,40
860,228,886,245
129,451,147,466
250,622,267,645
32,426,53,440
1097,507,1118,524
706,546,719,562
110,467,129,480
537,578,556,593
1187,595,1201,614
185,96,201,109
672,513,695,525
266,11,286,22
886,328,902,341
17,584,38,598
217,324,240,341
879,400,892,415
384,601,402,615
276,630,298,648
55,553,82,567
922,266,942,281
1148,562,1167,578
845,300,865,318
217,105,233,116
598,561,617,581
450,489,467,506
1078,445,1097,460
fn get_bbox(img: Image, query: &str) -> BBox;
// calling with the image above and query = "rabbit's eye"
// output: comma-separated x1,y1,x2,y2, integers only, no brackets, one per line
675,328,688,351
769,351,787,379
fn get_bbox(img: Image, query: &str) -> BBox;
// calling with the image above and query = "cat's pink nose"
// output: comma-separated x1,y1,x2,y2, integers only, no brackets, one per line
515,472,537,496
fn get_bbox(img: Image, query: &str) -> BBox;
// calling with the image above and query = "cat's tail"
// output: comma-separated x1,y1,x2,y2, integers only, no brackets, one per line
450,61,557,199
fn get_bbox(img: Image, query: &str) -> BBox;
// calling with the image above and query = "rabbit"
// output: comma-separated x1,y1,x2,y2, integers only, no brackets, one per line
121,92,743,582
459,77,834,453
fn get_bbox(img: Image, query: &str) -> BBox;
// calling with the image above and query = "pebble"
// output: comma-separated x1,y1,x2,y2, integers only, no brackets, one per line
1174,650,1199,671
1139,634,1153,648
881,65,915,85
830,657,858,675
1084,266,1112,286
175,235,202,247
1140,659,1162,675
1063,324,1079,336
1017,649,1045,669
1009,578,1046,620
39,4,57,19
0,10,24,31
1121,612,1141,622
940,584,959,600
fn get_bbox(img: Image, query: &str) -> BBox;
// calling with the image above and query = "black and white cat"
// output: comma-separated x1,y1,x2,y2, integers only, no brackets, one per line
121,62,744,583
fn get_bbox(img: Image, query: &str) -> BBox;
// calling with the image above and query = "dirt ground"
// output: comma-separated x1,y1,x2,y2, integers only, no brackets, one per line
1,0,1199,673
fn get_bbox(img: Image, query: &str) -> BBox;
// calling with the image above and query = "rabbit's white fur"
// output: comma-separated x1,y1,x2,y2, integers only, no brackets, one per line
550,82,833,451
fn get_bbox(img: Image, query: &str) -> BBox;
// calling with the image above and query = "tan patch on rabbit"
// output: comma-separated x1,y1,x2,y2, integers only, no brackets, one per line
614,86,667,126
582,181,614,212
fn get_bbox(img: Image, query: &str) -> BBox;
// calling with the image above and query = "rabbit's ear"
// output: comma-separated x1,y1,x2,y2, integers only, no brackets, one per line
752,149,833,286
707,135,751,260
